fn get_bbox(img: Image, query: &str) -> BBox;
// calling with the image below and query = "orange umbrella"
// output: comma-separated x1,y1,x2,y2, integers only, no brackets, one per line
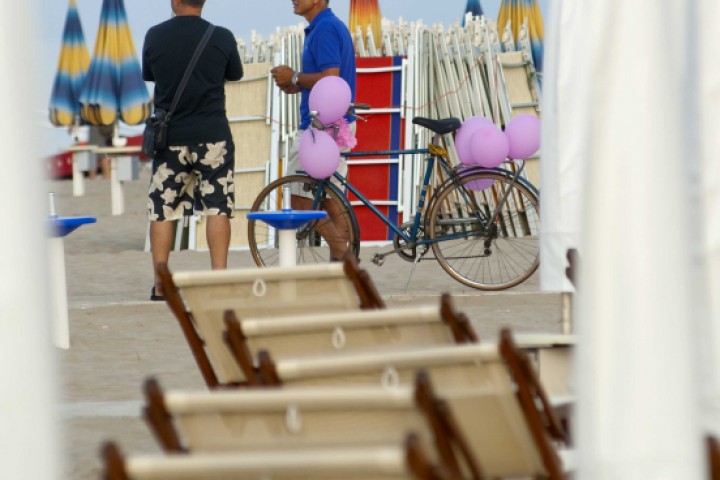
349,0,382,49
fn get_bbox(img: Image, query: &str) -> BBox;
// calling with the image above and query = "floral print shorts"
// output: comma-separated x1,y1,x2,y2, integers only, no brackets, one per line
147,141,235,221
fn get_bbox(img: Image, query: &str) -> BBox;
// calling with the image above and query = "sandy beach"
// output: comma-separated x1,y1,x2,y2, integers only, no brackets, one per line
48,164,563,479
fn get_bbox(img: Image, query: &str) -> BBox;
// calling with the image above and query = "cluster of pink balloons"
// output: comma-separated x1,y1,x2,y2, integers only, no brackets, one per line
309,76,352,124
455,114,541,167
298,128,340,179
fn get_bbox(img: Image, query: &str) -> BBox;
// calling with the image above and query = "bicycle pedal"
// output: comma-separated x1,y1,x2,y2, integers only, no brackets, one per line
371,254,385,267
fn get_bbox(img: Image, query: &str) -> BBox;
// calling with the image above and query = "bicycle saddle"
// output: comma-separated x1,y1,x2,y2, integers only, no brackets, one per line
412,117,462,135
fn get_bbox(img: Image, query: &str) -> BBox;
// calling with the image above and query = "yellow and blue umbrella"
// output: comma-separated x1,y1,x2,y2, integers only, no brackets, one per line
497,0,544,73
463,0,484,25
49,0,90,127
349,0,382,50
79,0,150,126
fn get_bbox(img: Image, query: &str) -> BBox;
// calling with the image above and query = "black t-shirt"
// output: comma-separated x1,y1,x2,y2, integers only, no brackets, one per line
142,16,243,146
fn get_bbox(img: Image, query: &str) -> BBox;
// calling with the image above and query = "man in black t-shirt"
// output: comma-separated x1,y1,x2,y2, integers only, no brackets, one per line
142,0,243,300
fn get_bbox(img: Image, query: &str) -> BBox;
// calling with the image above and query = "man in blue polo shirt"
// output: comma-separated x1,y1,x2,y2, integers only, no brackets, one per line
271,0,357,261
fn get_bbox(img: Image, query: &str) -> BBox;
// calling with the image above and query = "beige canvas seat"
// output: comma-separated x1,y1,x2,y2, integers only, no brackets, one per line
158,255,383,388
223,294,478,384
102,433,448,480
142,372,479,479
254,331,570,479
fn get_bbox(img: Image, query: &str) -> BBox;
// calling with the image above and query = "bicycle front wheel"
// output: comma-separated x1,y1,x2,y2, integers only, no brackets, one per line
248,175,360,267
427,171,540,290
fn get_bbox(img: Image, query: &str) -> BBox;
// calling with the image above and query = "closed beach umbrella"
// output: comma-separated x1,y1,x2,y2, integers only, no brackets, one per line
349,0,382,51
49,0,90,127
497,0,544,73
463,0,484,24
79,0,150,126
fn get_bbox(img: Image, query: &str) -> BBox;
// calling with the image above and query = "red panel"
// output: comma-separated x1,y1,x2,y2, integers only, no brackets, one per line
351,57,402,241
353,204,391,241
347,164,390,202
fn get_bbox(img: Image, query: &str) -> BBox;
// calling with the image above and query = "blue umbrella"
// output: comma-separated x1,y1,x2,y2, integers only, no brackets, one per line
49,0,90,127
79,0,150,126
463,0,484,25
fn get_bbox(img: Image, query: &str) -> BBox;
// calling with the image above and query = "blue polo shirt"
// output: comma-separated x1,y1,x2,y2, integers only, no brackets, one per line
299,9,356,130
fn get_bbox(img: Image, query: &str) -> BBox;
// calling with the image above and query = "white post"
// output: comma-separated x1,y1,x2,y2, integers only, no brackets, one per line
279,184,296,267
48,236,70,349
71,153,85,197
0,0,60,477
110,155,125,215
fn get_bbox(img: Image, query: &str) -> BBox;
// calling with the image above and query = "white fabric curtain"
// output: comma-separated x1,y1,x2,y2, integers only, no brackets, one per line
539,0,586,293
558,0,710,477
700,0,720,436
0,1,60,479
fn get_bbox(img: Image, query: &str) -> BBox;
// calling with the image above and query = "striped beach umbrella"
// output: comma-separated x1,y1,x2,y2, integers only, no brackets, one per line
79,0,150,126
497,0,544,73
49,0,90,127
349,0,382,51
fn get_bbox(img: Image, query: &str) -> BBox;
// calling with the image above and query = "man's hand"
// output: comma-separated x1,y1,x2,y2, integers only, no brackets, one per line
271,65,295,89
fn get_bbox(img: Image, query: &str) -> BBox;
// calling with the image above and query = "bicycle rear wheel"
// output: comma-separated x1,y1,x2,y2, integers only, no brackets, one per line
248,175,360,267
427,171,540,290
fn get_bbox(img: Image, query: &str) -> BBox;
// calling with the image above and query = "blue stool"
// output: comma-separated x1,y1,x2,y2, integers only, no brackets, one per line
247,209,327,267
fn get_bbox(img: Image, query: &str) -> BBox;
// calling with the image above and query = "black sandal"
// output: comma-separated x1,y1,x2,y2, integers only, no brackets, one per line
150,287,166,302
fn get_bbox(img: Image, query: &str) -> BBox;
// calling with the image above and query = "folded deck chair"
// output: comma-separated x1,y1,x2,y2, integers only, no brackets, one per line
223,293,478,384
142,372,481,479
101,433,448,480
158,256,383,389
255,335,569,479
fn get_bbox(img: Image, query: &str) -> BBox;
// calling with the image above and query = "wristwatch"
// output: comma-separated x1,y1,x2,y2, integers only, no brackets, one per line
291,71,300,86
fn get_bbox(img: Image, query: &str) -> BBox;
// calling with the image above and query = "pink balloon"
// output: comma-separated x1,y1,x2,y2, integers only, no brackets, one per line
504,114,541,160
469,126,509,168
466,178,495,191
455,116,494,165
299,129,340,179
309,76,352,124
458,167,494,191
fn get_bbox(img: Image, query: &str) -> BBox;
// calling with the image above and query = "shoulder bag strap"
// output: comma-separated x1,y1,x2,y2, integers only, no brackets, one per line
165,23,215,122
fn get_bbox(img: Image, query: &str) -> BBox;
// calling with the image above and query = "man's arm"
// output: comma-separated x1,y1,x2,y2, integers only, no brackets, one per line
141,34,154,82
270,65,340,93
224,30,243,81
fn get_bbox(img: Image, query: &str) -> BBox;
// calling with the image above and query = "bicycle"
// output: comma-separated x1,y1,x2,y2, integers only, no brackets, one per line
247,115,540,290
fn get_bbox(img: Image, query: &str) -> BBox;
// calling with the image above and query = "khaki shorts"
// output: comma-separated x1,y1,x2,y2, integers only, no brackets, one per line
286,123,355,196
148,141,235,221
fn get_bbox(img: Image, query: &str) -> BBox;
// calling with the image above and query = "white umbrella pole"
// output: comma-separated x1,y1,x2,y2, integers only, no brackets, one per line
0,0,60,478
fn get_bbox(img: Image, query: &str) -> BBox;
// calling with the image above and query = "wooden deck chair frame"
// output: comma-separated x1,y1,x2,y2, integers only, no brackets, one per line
222,293,479,384
102,433,450,480
709,435,720,480
498,328,567,479
255,338,567,479
157,257,384,389
141,373,477,479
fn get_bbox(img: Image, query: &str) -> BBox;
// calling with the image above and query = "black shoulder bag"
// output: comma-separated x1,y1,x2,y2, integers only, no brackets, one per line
142,24,215,158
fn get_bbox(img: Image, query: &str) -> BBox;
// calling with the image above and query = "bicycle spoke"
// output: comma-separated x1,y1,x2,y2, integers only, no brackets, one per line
428,172,539,290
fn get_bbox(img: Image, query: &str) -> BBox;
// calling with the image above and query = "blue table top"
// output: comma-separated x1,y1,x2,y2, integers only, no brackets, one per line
48,216,97,237
247,209,328,229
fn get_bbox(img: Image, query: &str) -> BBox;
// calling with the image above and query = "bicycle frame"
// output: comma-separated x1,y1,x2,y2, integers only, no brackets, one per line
307,141,536,249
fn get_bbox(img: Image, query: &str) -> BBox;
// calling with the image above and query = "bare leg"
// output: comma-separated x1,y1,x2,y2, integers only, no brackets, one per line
292,195,349,260
205,215,231,270
150,220,176,296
